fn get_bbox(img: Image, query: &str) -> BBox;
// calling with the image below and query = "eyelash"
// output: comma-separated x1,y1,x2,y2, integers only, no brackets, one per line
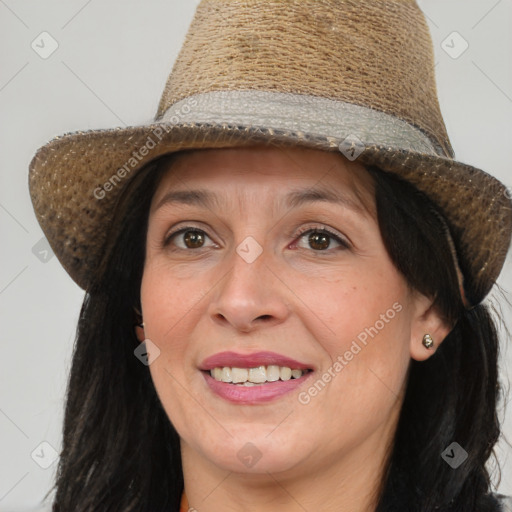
163,224,351,252
293,225,351,251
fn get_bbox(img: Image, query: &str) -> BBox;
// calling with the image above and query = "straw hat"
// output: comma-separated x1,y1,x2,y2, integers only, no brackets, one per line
29,0,512,306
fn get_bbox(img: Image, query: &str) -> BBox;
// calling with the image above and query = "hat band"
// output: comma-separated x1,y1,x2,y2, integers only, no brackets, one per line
157,90,445,157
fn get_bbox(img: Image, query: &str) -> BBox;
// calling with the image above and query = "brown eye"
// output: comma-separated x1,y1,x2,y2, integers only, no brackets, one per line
164,228,215,250
183,230,205,248
308,232,331,251
295,227,350,252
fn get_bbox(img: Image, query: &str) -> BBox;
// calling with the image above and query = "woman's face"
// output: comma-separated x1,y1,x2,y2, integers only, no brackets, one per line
140,146,441,479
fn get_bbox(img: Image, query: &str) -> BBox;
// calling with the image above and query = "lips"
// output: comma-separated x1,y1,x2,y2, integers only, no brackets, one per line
199,351,314,405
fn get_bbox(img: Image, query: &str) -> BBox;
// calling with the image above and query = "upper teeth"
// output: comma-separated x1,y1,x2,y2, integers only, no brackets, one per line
210,366,306,384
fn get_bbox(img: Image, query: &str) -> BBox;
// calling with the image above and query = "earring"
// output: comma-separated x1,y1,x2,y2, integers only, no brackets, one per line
134,321,145,342
422,334,434,349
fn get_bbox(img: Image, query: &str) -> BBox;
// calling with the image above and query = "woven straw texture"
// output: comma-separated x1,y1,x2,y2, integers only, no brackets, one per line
159,0,453,157
28,0,512,305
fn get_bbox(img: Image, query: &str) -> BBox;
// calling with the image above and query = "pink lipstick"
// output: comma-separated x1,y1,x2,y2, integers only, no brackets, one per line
199,351,314,405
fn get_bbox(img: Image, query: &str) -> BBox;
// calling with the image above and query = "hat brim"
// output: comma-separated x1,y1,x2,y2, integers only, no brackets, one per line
29,120,512,303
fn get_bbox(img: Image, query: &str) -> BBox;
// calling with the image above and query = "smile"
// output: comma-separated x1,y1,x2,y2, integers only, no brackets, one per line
209,365,309,385
200,351,314,404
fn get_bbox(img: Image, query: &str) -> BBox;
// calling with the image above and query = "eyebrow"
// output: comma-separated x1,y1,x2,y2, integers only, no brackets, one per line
153,186,366,214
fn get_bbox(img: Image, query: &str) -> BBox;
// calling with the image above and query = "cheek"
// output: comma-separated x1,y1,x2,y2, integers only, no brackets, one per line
139,262,199,389
302,267,413,415
295,261,411,354
140,264,206,438
140,258,206,346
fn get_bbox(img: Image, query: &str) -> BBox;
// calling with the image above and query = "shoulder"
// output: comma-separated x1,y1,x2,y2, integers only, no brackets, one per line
494,493,512,512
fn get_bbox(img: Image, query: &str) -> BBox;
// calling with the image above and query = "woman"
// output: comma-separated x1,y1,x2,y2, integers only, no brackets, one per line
28,0,512,510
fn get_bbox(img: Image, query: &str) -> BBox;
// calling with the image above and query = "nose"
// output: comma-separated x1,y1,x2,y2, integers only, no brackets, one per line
207,242,291,333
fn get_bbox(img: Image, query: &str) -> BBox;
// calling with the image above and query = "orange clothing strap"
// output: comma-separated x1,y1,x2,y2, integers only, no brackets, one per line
180,492,189,512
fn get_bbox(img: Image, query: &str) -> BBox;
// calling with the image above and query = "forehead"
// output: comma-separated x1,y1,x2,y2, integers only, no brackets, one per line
150,146,376,216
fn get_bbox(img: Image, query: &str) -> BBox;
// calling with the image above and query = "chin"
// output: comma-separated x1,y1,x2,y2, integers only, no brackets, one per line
194,433,310,475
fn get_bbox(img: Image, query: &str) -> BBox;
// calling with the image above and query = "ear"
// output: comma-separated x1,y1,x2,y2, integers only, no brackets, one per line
410,292,452,362
133,307,146,343
135,324,146,343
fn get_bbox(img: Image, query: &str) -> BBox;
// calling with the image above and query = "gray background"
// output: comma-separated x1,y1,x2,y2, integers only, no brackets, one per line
0,0,511,509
